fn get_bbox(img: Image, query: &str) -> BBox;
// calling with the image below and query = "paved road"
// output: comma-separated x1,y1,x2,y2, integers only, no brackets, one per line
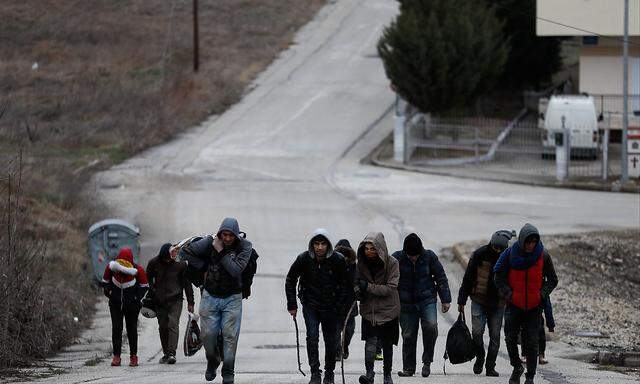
24,0,639,383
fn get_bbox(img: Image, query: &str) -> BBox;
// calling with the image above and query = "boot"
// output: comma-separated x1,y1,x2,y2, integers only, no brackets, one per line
383,372,393,384
110,355,121,367
509,365,525,384
421,363,431,378
166,355,176,365
473,355,484,374
358,370,374,384
397,370,414,377
485,366,500,377
205,359,217,381
323,371,335,384
309,371,321,384
159,355,169,364
129,355,138,367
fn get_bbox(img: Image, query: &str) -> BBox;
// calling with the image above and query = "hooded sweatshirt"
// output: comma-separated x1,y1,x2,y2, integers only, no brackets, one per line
102,248,148,308
186,217,253,298
494,223,558,310
285,229,349,312
357,232,401,326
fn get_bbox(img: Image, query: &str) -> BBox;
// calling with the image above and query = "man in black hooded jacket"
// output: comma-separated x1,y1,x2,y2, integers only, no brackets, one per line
285,229,349,384
458,230,513,377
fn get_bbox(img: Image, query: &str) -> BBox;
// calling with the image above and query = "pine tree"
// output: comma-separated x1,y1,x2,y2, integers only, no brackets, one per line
377,0,508,114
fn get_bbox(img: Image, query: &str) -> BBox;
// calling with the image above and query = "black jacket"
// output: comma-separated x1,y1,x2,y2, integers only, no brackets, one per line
457,244,502,308
285,251,349,313
146,256,195,306
392,249,451,309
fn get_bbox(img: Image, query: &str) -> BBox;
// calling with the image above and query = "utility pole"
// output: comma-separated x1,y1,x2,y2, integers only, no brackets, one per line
193,0,199,72
621,0,629,182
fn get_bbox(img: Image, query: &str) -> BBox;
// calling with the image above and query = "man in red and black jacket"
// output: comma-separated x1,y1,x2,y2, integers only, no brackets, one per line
494,223,558,384
102,247,149,367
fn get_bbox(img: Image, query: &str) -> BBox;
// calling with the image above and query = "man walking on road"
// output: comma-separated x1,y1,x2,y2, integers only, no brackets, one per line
357,232,400,384
393,233,451,378
285,229,349,384
146,243,195,364
334,239,358,361
494,223,558,384
458,230,513,377
185,218,253,383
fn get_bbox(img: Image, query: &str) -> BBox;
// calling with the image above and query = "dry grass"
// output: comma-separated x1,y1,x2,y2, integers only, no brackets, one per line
0,0,326,369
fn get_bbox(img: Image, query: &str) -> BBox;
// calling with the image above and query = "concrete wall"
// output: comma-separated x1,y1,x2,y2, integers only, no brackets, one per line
537,0,640,36
579,46,640,97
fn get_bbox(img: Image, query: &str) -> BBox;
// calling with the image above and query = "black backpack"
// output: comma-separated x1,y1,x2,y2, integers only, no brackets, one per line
241,249,259,299
443,313,476,373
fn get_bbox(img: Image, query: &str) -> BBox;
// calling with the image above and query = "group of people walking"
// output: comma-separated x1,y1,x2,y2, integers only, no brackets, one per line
101,219,557,384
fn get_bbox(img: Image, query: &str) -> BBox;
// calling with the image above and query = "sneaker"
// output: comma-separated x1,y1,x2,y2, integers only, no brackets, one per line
323,371,335,384
473,355,484,374
205,359,217,381
166,355,176,364
485,367,500,377
509,365,525,384
110,355,121,367
159,355,169,364
309,372,321,384
397,370,414,377
383,373,393,384
421,363,431,378
375,353,383,361
129,355,138,367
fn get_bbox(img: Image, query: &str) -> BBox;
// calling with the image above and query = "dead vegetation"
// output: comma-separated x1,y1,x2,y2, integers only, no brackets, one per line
0,0,326,369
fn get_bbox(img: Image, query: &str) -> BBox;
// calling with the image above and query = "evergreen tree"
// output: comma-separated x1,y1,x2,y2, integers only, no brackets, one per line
377,0,508,114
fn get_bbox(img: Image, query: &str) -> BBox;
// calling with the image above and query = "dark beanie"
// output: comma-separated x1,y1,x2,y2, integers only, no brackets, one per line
336,239,351,249
403,233,423,256
490,230,513,250
159,242,172,259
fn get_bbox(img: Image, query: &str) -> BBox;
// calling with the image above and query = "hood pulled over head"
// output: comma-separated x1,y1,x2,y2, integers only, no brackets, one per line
308,228,333,259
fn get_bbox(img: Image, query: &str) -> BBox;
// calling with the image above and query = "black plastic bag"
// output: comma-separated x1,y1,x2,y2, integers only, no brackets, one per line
443,313,476,370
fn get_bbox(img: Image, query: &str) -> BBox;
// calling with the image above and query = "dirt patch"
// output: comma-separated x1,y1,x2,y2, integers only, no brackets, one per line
450,229,640,353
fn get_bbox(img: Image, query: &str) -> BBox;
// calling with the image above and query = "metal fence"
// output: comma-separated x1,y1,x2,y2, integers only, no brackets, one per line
402,109,624,183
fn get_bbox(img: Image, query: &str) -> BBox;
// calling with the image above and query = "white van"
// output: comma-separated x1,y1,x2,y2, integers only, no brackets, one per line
540,95,599,158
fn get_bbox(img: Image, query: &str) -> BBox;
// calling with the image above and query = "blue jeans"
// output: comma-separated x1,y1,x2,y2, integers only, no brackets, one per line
200,291,243,382
471,301,504,369
399,302,437,372
302,306,338,375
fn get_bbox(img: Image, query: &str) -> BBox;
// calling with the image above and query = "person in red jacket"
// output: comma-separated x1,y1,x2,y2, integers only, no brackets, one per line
494,224,558,384
102,248,149,367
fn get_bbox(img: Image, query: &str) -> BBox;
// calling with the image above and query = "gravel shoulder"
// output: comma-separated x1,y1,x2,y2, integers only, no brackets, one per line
448,229,640,353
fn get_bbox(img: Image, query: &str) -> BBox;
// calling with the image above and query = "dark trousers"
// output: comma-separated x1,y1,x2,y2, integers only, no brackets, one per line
365,336,393,375
521,312,546,356
399,302,437,373
303,306,338,374
156,300,183,356
505,304,541,379
336,314,355,356
109,304,140,356
471,301,504,370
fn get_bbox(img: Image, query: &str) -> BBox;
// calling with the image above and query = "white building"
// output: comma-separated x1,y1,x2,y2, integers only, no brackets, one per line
537,0,640,124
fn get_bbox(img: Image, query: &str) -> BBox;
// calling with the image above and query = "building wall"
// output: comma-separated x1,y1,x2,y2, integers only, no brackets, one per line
579,46,640,96
537,0,640,36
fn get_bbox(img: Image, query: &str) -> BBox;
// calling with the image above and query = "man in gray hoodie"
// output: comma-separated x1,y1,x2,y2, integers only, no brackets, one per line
187,218,252,383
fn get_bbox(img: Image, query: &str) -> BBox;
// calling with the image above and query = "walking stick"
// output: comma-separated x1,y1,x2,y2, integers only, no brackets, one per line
293,315,306,376
340,300,358,384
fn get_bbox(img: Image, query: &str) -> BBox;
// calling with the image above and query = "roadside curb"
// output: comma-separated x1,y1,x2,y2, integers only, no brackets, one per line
366,134,640,194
